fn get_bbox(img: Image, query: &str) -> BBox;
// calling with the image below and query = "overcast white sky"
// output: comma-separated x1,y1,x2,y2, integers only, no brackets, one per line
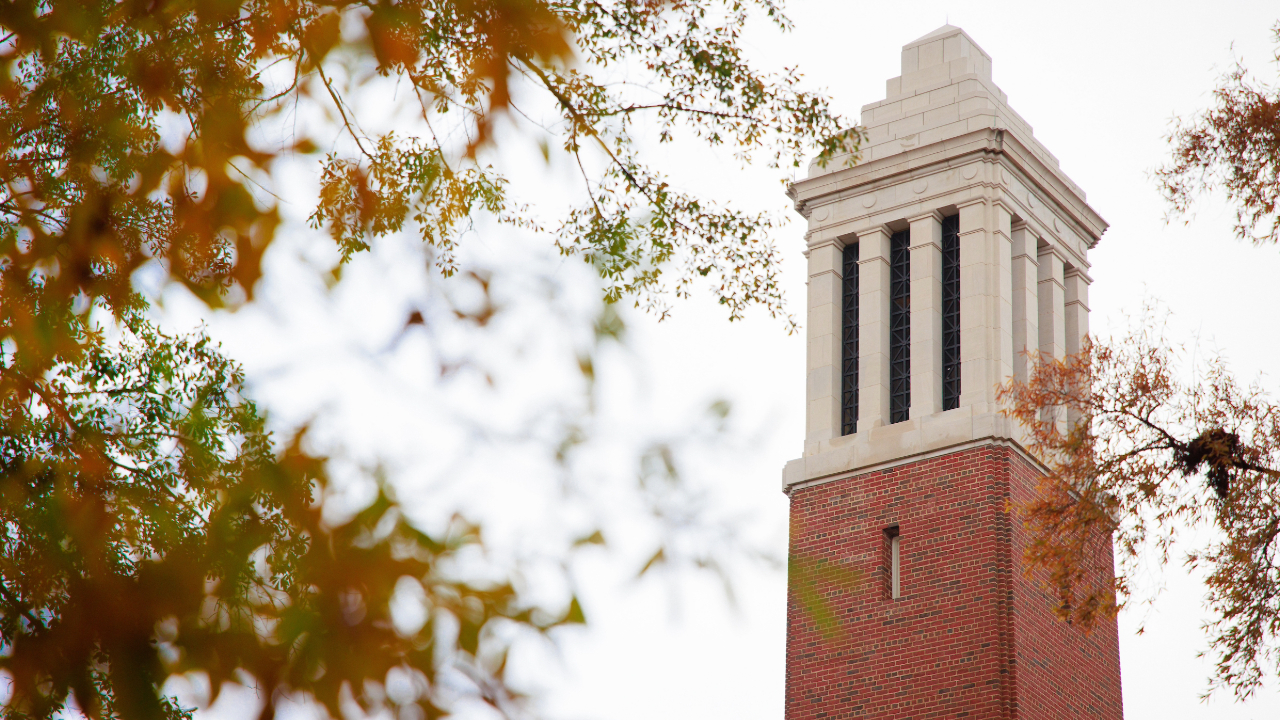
183,2,1280,719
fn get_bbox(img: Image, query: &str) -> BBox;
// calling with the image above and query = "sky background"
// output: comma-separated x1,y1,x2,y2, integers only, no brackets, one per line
172,2,1280,719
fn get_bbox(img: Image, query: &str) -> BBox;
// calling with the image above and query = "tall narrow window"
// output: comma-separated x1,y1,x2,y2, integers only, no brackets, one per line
942,215,961,410
841,242,859,435
889,230,911,424
885,526,901,599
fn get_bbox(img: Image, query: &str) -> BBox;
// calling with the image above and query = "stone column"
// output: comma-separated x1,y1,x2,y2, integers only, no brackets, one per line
1063,265,1090,355
858,226,893,431
1010,222,1039,383
805,237,844,445
1037,246,1068,433
956,195,1014,409
909,211,943,417
1063,264,1091,429
1037,248,1066,361
994,202,1015,391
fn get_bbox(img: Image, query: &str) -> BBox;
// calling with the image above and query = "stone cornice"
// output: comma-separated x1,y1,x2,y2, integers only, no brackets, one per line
792,127,1107,250
783,433,1049,495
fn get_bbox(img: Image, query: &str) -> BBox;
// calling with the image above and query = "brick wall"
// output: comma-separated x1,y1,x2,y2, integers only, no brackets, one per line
1007,449,1123,719
785,443,1123,720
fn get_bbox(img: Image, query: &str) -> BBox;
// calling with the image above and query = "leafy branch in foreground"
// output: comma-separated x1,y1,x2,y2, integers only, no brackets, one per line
0,305,587,720
1000,329,1280,698
2,0,860,371
1157,20,1280,246
0,2,851,718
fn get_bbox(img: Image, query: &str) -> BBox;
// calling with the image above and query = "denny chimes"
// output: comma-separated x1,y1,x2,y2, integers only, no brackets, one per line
783,26,1123,719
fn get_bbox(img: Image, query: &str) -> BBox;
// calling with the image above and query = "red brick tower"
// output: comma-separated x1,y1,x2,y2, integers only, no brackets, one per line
782,26,1122,720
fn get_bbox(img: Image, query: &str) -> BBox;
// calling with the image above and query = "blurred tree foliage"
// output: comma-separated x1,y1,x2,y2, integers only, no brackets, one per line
1157,21,1280,247
1000,331,1280,699
0,1,857,719
1000,21,1280,700
2,307,560,720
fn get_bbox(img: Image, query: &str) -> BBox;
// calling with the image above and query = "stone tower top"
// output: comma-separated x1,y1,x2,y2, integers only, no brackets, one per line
807,25,1093,218
899,24,992,85
784,25,1107,489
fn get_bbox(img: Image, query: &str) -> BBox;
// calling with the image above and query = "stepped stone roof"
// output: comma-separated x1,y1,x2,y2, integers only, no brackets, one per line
801,24,1105,247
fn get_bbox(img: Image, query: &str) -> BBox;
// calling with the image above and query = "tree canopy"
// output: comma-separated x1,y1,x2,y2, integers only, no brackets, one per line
0,2,854,719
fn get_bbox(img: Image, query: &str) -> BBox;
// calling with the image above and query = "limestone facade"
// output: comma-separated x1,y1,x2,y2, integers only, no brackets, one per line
783,24,1105,492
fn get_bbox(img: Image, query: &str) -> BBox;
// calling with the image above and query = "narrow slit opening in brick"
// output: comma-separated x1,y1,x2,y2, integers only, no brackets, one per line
885,525,901,599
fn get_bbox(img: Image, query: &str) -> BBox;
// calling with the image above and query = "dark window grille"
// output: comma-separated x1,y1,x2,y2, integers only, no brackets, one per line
841,242,859,435
890,230,911,424
942,215,961,410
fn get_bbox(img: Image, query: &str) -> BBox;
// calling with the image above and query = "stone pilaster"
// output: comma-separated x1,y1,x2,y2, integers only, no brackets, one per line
1037,248,1066,361
1063,264,1091,429
909,211,943,417
1063,265,1090,355
858,227,893,432
957,196,1014,409
805,238,845,444
1011,222,1039,383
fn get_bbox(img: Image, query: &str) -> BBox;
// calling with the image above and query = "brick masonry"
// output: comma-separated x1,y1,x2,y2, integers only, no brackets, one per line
786,443,1123,720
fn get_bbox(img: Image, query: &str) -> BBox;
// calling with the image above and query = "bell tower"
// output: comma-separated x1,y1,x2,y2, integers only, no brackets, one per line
783,26,1122,719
